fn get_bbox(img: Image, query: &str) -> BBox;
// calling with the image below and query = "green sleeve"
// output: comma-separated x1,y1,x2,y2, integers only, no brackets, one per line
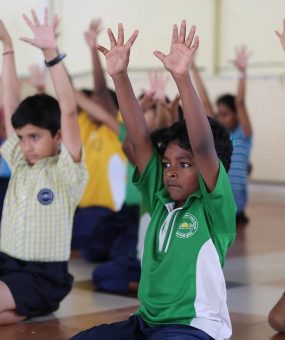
132,152,164,215
198,161,236,265
118,123,127,142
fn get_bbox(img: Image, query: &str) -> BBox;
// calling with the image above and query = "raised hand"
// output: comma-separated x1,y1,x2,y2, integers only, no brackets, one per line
138,92,155,113
231,45,252,73
97,23,138,77
0,20,12,47
20,7,58,50
84,18,103,48
153,20,199,78
275,18,285,52
148,71,169,102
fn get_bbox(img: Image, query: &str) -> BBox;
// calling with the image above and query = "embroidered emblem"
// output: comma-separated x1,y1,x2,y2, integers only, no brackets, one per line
38,189,54,205
176,213,198,239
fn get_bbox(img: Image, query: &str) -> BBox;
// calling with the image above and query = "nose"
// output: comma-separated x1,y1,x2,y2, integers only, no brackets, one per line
167,168,178,179
22,139,32,153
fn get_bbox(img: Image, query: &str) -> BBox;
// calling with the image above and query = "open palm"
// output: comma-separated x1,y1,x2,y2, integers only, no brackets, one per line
20,8,58,50
97,23,138,77
154,21,199,77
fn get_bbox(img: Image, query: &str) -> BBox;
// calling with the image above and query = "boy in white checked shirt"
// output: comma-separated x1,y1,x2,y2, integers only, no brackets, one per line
0,9,88,324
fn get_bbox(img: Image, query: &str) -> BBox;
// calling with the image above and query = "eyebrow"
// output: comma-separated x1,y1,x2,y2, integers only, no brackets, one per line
162,156,193,161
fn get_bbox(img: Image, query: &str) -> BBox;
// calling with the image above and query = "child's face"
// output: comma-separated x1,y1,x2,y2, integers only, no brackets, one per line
217,103,237,130
16,124,61,165
162,143,199,208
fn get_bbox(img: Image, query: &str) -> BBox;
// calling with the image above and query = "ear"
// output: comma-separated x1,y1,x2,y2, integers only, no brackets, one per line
54,129,62,144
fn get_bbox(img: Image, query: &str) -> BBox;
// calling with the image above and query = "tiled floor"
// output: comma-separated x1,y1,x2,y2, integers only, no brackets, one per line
0,201,285,339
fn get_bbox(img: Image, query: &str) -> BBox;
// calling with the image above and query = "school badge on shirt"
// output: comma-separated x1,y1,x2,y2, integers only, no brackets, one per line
38,188,54,205
176,213,198,239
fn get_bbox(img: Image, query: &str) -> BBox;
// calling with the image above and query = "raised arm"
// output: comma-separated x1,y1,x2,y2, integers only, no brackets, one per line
190,60,215,117
26,63,46,94
231,45,252,137
97,24,152,173
74,89,120,135
85,19,118,116
275,18,285,52
21,8,81,162
0,20,21,137
154,20,219,191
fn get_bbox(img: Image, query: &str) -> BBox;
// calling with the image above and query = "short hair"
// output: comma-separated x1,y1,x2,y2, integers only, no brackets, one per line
216,94,236,114
155,117,233,172
11,94,61,136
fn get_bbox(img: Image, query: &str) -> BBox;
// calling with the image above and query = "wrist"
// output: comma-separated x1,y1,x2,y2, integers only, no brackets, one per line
172,72,191,83
111,71,128,81
44,52,66,67
2,40,13,51
43,48,58,61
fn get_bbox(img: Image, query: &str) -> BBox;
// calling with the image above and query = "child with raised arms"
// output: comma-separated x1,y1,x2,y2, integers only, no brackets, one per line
0,9,88,324
71,20,235,340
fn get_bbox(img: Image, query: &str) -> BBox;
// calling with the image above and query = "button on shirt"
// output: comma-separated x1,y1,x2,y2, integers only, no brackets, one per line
0,134,88,262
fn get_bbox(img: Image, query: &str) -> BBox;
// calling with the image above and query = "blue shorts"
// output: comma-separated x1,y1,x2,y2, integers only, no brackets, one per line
70,314,214,340
92,255,141,293
0,252,73,318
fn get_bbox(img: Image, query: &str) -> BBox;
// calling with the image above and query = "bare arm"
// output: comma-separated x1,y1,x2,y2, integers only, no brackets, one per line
154,21,219,191
232,45,252,137
21,8,81,162
26,63,46,94
74,89,120,135
190,61,215,117
97,24,153,173
85,19,118,116
0,20,21,137
275,18,285,52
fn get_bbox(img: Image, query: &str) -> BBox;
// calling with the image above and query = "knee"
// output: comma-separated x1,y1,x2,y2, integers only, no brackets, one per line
268,308,285,332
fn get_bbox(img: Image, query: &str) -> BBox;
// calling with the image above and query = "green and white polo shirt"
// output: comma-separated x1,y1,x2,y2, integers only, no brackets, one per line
133,152,236,340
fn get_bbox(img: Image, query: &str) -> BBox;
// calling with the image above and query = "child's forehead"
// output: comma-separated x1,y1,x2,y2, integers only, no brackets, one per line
15,124,51,136
163,143,193,159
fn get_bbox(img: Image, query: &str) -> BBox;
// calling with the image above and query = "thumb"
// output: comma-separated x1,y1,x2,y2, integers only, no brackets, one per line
20,37,35,46
153,51,165,63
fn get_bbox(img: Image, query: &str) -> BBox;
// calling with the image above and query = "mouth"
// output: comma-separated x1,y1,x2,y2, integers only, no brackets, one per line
166,183,181,189
26,155,37,162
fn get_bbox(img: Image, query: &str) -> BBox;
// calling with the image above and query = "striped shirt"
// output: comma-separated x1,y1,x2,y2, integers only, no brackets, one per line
0,134,88,262
228,125,252,212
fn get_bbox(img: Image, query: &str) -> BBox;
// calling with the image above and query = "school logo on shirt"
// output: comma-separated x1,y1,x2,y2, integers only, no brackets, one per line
37,189,54,205
176,213,198,239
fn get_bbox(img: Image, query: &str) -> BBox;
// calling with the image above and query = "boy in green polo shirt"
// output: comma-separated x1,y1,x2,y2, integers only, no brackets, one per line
72,20,235,340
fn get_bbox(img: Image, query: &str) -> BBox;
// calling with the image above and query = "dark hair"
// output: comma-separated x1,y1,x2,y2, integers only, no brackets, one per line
155,117,233,172
216,94,236,114
81,88,93,98
11,94,61,136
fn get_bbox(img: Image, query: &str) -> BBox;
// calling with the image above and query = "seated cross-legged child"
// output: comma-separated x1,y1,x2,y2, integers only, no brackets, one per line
71,20,236,340
0,9,88,325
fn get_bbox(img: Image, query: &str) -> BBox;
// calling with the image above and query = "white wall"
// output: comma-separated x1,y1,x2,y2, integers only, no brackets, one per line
0,0,284,182
0,0,49,76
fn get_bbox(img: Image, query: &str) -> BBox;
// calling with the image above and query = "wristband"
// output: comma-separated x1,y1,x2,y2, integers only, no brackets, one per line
44,53,66,67
2,50,14,56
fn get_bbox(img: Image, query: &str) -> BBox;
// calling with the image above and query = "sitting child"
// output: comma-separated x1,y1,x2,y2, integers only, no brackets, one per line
71,20,236,340
0,9,87,324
